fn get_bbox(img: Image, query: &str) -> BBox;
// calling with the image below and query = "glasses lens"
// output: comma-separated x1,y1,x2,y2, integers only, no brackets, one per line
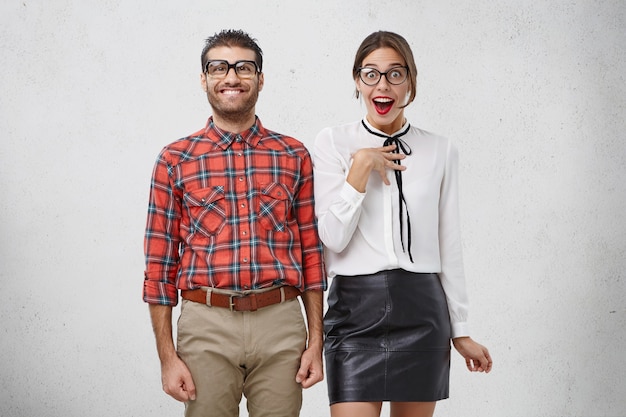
386,67,408,85
235,61,257,78
359,68,381,86
207,61,228,77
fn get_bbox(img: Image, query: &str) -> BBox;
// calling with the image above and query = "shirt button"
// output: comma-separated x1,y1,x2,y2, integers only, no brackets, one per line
243,258,248,263
240,203,246,208
238,177,244,182
242,230,248,236
237,152,243,157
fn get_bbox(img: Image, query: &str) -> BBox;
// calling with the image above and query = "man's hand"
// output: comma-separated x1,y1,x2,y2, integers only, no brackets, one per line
161,356,197,402
295,345,324,388
149,304,196,402
297,290,325,389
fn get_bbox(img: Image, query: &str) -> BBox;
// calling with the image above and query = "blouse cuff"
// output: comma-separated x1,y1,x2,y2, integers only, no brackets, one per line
340,181,365,207
451,321,470,339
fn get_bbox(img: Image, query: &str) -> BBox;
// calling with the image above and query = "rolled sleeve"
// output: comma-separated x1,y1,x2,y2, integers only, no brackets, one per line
142,150,182,305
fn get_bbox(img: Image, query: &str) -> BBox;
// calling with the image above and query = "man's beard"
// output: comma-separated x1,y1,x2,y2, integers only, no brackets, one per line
208,88,259,125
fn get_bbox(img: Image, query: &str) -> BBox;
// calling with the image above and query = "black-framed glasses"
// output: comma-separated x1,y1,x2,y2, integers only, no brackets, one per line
204,60,260,79
358,66,409,86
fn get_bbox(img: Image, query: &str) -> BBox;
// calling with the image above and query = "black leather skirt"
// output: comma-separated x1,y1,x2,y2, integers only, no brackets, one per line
324,269,451,404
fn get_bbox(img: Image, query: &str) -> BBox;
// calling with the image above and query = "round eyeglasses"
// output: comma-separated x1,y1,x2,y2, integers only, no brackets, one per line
204,60,260,79
358,66,409,86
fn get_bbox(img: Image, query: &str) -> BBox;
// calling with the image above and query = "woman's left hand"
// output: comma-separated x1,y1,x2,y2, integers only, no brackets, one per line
452,337,493,373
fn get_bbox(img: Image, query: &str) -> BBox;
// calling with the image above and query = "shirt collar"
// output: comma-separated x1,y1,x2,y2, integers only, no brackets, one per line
362,117,410,139
204,116,264,150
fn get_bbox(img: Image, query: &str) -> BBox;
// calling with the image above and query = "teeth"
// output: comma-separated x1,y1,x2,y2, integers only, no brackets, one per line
222,90,241,95
374,98,393,103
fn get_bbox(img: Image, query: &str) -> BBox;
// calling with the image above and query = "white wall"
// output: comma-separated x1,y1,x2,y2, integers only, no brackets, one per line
1,1,625,416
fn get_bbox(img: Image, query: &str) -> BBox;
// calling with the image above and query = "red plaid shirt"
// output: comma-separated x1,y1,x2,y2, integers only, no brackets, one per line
143,117,326,305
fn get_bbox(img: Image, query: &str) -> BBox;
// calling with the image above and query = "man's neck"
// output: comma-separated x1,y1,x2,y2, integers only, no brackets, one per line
212,113,256,134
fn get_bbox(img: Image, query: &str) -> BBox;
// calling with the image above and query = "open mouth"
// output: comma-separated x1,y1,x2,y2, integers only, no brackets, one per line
373,97,394,115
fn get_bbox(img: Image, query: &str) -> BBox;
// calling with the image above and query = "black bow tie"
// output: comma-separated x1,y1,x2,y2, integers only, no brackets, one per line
361,120,414,262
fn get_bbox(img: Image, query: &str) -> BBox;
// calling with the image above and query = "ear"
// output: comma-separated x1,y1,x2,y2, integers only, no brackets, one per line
257,72,264,92
200,72,208,92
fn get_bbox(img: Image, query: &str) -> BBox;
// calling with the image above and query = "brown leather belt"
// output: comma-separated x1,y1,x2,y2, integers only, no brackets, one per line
181,286,301,311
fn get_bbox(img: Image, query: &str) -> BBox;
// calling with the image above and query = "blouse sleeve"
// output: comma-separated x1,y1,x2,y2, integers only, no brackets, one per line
438,140,470,337
312,127,365,253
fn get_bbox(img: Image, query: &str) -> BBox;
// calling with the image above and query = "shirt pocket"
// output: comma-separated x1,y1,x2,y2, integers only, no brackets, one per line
258,182,291,232
183,185,227,237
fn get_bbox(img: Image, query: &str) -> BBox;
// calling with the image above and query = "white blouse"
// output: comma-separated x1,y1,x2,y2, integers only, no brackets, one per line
313,119,470,338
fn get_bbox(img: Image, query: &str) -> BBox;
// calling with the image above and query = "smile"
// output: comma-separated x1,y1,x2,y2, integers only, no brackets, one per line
221,89,244,95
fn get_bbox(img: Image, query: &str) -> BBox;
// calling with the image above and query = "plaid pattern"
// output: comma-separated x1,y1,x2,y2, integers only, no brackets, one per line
143,117,326,305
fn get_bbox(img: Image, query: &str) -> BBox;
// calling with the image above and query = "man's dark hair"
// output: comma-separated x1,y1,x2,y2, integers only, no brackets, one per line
201,29,263,72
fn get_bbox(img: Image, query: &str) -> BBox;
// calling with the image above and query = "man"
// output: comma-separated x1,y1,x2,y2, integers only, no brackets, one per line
143,29,327,417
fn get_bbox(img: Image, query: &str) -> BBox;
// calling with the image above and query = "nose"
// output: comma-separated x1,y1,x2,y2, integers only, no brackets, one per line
223,66,240,83
377,74,391,89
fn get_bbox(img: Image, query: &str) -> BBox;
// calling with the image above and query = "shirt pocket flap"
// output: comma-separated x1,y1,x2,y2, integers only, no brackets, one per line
261,182,291,201
184,185,225,206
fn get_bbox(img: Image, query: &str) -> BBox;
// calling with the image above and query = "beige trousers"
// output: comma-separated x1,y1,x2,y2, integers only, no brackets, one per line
177,295,307,417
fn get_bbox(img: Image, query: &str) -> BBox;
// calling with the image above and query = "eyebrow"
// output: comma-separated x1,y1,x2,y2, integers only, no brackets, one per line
361,62,406,68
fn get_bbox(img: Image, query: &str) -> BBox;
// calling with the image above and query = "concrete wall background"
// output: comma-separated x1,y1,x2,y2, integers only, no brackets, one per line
1,1,625,416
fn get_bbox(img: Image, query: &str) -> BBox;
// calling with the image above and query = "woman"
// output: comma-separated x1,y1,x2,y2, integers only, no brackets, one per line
313,31,492,417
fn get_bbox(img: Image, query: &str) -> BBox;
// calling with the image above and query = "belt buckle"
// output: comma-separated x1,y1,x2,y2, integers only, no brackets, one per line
228,294,239,311
229,293,258,311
